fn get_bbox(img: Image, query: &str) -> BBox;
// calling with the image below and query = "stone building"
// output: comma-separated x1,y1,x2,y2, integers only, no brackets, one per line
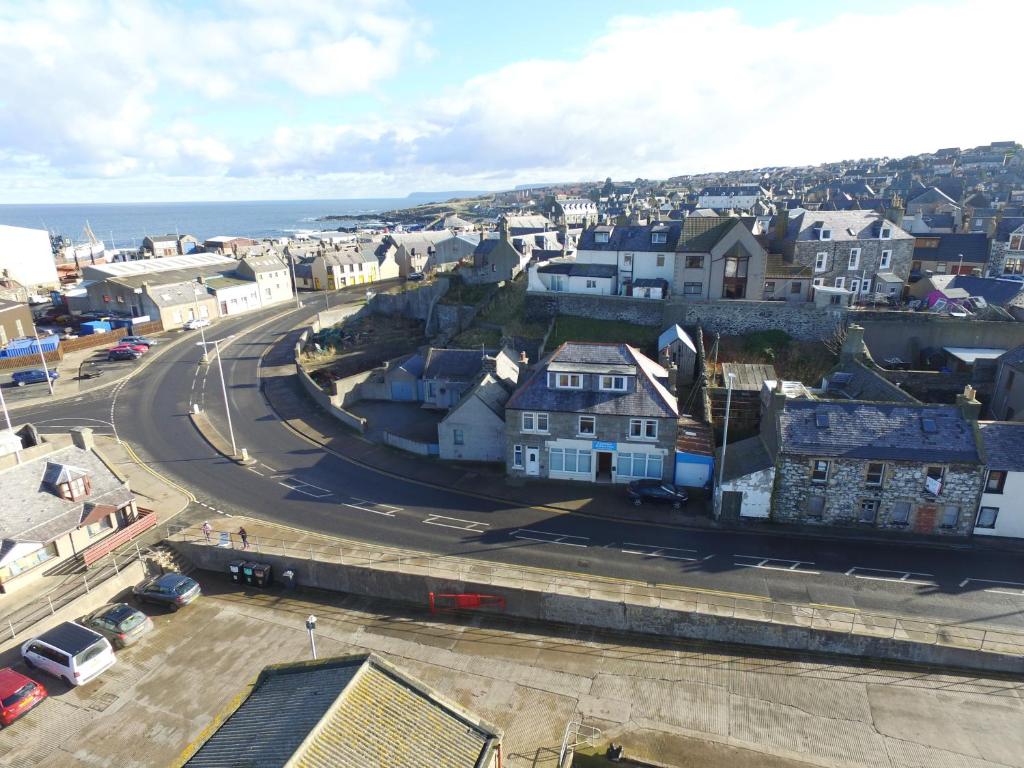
773,209,915,301
762,384,985,536
505,342,678,483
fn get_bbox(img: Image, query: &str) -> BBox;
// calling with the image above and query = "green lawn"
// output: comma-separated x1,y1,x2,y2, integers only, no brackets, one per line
548,316,658,353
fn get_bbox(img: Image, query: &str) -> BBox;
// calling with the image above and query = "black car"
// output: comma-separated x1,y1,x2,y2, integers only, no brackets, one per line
133,573,201,610
627,479,688,509
107,347,142,361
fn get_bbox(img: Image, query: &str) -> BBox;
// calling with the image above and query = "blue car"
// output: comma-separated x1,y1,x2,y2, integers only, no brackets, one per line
11,369,58,387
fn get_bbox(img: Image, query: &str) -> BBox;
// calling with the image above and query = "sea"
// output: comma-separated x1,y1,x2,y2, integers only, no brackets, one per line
0,197,434,248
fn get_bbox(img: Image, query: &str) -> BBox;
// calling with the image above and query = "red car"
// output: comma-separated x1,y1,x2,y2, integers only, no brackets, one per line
109,343,147,355
0,667,47,726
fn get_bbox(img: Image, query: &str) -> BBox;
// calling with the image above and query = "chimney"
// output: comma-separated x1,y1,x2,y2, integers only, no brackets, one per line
774,208,789,248
667,362,679,395
884,195,904,227
518,350,529,366
498,216,510,242
481,354,498,375
758,379,787,459
71,427,95,452
840,324,867,364
956,384,982,422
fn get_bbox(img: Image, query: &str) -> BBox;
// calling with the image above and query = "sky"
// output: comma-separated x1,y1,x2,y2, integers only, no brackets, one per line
0,0,1021,203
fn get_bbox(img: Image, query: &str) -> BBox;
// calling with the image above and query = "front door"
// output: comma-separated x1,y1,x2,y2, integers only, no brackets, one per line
597,451,613,480
525,448,539,476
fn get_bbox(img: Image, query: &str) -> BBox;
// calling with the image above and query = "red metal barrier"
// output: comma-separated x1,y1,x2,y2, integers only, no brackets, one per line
82,509,158,567
429,592,507,614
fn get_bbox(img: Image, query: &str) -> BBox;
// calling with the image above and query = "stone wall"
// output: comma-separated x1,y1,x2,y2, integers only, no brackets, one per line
370,278,449,323
666,300,845,341
855,311,1024,363
296,361,367,433
434,302,481,338
772,456,983,536
525,291,664,327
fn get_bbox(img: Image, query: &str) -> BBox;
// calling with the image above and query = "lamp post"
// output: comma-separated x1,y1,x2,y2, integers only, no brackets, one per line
193,279,208,363
288,254,301,309
306,615,318,660
715,372,737,517
30,318,54,396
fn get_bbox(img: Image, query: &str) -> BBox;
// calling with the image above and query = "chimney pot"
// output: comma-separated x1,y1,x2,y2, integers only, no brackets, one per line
71,427,95,452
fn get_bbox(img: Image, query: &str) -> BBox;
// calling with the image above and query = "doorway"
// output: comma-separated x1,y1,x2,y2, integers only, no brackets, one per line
526,448,539,476
597,451,613,481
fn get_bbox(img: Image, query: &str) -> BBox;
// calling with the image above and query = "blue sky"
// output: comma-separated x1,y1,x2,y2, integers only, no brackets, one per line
0,0,1014,203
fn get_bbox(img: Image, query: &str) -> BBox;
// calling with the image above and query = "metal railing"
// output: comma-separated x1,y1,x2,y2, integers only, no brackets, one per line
167,524,1024,658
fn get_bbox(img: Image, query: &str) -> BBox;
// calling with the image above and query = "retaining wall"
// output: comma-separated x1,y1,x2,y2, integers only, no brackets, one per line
174,542,1024,675
856,312,1024,362
525,292,664,327
295,363,366,433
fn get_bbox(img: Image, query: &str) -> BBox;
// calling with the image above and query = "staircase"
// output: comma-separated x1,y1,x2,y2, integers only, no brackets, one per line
144,544,195,576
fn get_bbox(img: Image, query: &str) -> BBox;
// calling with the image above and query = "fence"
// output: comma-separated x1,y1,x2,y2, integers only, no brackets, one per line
82,509,158,567
166,524,1024,661
60,327,128,353
0,348,62,370
382,430,439,456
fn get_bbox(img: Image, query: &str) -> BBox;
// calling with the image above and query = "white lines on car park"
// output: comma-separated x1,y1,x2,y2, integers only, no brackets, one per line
845,567,935,585
510,529,589,548
621,543,700,561
246,467,265,476
422,514,490,532
734,555,820,575
959,578,1024,596
277,477,333,498
343,498,402,517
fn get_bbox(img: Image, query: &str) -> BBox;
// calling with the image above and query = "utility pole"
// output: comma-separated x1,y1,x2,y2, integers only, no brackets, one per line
212,338,237,456
288,254,301,309
193,278,208,363
30,318,54,396
715,372,737,517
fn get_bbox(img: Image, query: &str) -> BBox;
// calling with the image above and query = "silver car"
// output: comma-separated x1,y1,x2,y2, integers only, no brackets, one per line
82,603,154,648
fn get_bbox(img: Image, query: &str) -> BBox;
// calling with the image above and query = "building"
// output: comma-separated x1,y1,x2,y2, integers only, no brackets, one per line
905,187,963,229
974,422,1024,538
0,225,60,290
552,197,598,226
177,653,503,768
234,254,294,307
763,387,984,536
202,236,258,255
657,324,697,385
697,185,769,210
573,221,680,297
377,231,452,277
762,254,812,301
991,345,1024,421
438,353,520,462
464,223,530,284
429,233,481,274
0,298,34,346
505,342,679,483
0,428,142,595
774,209,915,300
673,217,767,300
911,233,990,280
142,234,199,257
306,249,380,289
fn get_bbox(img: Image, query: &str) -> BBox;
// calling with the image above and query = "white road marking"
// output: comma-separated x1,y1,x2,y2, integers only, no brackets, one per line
845,567,934,585
246,467,265,476
343,501,396,517
277,477,333,498
260,463,278,473
959,578,1024,595
621,543,699,561
511,529,589,548
351,497,402,511
422,514,490,532
735,555,820,575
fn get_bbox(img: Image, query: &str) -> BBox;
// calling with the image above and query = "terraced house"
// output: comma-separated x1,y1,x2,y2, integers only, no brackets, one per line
504,343,679,484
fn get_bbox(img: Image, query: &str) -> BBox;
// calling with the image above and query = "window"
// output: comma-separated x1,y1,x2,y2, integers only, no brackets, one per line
891,501,911,524
925,466,944,495
806,496,825,518
585,279,597,289
813,277,824,287
820,228,832,240
811,459,830,484
512,445,524,468
86,516,113,538
683,282,702,295
618,452,663,479
453,429,464,446
656,254,665,267
880,250,892,269
790,282,802,294
521,412,548,433
685,254,705,269
814,253,828,272
651,232,667,244
1010,234,1024,252
977,506,999,529
848,248,861,270
595,232,609,243
549,447,592,474
629,419,658,440
880,226,892,240
764,281,776,294
834,277,845,289
860,279,871,294
552,373,582,389
578,415,596,436
859,499,879,524
985,470,1006,494
865,462,885,487
622,254,633,266
849,279,860,294
599,375,627,391
1005,257,1024,274
936,262,947,273
940,505,959,528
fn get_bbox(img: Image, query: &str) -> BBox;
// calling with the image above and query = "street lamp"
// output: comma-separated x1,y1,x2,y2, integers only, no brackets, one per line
287,254,301,309
192,278,208,363
30,317,55,396
715,372,737,517
197,336,237,457
306,615,318,660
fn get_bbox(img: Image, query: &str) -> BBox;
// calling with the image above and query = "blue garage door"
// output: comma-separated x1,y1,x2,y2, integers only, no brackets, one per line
390,381,415,401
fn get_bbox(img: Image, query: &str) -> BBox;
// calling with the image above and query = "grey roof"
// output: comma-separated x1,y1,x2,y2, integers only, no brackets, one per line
997,344,1024,371
676,217,743,252
577,222,682,252
980,422,1024,471
445,372,512,421
143,281,210,308
507,343,677,418
423,348,484,382
0,444,132,545
716,436,773,481
907,186,959,207
658,324,696,354
106,263,229,290
537,261,616,278
785,210,913,242
776,400,979,463
948,276,1024,306
913,233,990,264
239,254,286,273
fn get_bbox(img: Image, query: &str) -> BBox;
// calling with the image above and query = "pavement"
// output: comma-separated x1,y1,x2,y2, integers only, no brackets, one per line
2,570,1023,768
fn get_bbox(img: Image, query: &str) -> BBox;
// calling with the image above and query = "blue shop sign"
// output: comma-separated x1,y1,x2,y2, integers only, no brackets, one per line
592,440,617,451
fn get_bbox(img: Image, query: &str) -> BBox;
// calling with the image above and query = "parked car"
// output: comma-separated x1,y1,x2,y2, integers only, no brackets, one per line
120,335,157,347
21,622,116,687
626,480,688,509
133,572,201,610
0,667,47,726
111,343,147,354
183,318,210,330
11,369,58,387
107,347,142,361
407,272,425,282
82,603,154,648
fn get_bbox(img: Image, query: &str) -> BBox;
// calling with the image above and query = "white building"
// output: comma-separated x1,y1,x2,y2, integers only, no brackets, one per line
0,225,59,289
236,254,294,307
697,185,768,211
974,422,1024,538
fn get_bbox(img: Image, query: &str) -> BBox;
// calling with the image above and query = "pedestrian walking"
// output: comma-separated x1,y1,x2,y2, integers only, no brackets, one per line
238,526,249,550
201,521,212,543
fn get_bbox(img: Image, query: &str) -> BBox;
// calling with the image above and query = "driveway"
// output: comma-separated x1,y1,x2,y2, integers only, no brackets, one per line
348,399,444,443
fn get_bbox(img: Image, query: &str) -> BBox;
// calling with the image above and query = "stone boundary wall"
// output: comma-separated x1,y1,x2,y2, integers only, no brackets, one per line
371,278,449,324
525,291,663,326
296,361,366,433
174,541,1024,676
333,368,377,407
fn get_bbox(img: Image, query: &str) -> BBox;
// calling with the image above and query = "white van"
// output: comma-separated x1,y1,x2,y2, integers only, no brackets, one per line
21,621,116,687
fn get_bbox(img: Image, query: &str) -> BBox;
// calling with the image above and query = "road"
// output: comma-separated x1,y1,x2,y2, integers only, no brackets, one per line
10,292,1024,632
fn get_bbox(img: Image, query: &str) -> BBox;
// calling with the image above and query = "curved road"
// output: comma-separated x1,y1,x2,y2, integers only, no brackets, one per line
11,294,1024,632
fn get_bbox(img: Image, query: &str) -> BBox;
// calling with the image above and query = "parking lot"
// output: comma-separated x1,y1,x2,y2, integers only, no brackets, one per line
2,570,1024,768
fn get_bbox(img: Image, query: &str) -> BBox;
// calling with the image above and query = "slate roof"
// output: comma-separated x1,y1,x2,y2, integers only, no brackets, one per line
980,422,1024,472
948,276,1024,306
921,213,956,229
717,435,773,481
776,400,979,463
676,217,740,252
423,348,485,382
913,233,990,264
907,186,960,207
443,372,512,421
182,654,499,768
576,222,682,252
658,324,696,354
0,444,132,545
537,261,616,278
785,211,913,242
764,253,812,278
507,343,678,418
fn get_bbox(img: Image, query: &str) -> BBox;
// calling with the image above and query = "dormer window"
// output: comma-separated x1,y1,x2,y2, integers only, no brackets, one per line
819,228,832,241
880,226,892,240
550,372,583,389
599,375,628,391
651,232,667,244
60,475,91,501
595,232,610,244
